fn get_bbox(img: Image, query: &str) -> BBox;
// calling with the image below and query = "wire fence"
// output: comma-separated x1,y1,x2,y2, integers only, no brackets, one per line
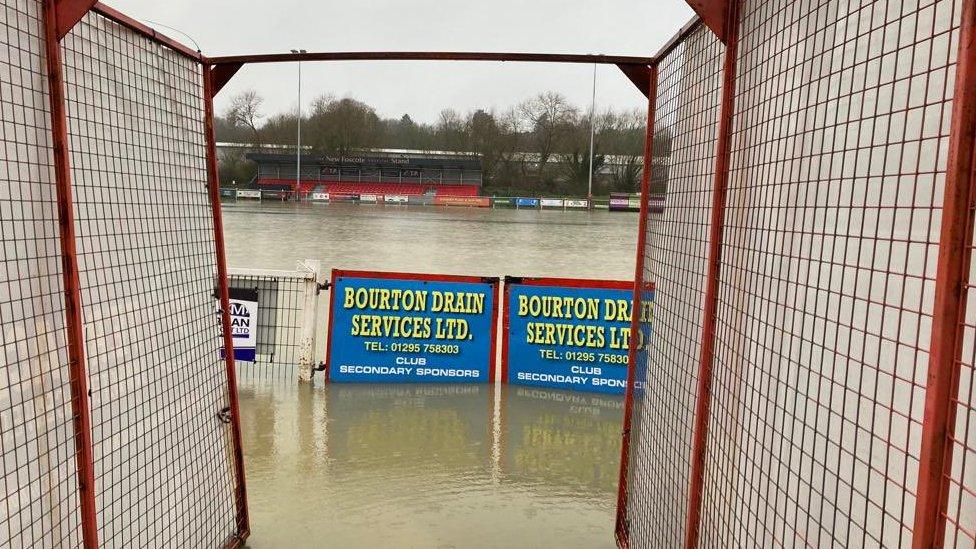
620,0,976,547
623,22,725,549
0,1,248,547
0,0,83,545
60,9,244,546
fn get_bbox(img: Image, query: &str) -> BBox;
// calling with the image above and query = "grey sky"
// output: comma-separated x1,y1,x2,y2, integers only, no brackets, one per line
111,0,694,123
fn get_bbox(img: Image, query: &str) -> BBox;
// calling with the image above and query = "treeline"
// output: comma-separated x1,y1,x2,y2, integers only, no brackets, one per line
217,91,660,195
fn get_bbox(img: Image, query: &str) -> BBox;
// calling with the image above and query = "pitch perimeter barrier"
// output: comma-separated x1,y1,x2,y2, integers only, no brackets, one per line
502,277,653,395
227,261,324,382
0,1,250,547
325,270,500,383
618,2,976,549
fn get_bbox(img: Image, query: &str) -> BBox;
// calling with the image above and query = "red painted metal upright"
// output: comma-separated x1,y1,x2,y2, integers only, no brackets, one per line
913,1,976,547
202,64,251,546
41,1,99,547
684,2,739,547
615,64,658,548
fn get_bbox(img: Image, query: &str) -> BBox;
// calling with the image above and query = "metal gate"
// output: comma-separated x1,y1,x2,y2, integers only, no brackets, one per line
0,1,247,547
619,0,976,547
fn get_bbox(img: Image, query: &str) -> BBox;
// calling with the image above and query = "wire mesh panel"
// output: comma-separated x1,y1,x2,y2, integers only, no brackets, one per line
0,0,83,545
951,249,976,547
700,0,961,546
60,10,239,547
949,64,976,549
624,24,724,548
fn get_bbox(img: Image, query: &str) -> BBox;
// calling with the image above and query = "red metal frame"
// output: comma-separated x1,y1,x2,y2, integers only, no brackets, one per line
913,0,976,547
501,283,511,385
211,62,245,96
42,1,99,546
324,269,501,384
90,3,204,60
684,2,739,547
683,0,732,44
55,1,203,61
615,63,658,548
654,16,703,60
206,52,654,98
203,63,251,547
209,51,653,65
500,276,636,386
54,0,95,38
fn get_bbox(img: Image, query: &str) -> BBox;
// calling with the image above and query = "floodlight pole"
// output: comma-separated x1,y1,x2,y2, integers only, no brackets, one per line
291,49,306,198
587,62,597,206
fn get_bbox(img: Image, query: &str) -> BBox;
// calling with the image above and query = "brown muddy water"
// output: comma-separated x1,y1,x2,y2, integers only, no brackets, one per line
222,202,639,548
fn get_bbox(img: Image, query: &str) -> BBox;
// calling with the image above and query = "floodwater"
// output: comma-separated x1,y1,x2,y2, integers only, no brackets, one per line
222,202,639,548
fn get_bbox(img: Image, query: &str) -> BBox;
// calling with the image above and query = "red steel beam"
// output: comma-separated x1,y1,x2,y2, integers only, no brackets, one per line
206,52,656,97
90,3,203,61
202,64,251,545
684,1,740,547
684,0,732,43
615,63,658,548
42,0,99,547
54,1,203,63
913,1,976,547
208,51,654,66
655,16,703,61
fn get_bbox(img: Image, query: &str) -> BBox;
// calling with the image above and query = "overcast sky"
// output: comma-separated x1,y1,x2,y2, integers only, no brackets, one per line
111,0,694,123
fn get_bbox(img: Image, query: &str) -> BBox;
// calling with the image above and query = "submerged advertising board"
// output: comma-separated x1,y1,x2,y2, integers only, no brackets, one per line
433,196,491,207
327,270,499,383
221,288,258,362
502,277,653,395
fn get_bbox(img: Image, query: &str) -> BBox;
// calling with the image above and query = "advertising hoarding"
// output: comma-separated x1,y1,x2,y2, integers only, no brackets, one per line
327,270,500,384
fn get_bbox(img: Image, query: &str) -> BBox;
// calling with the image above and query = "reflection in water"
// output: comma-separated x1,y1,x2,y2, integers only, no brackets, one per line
501,387,623,498
239,382,621,548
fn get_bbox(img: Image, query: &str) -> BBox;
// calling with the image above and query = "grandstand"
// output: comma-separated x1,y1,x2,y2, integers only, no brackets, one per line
246,149,483,198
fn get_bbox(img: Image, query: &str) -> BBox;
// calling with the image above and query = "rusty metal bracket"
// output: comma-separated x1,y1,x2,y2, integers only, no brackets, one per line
616,63,653,98
55,0,97,40
210,62,244,98
684,0,734,43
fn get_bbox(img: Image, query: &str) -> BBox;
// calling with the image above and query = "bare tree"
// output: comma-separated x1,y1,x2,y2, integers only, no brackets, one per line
518,92,578,182
224,90,264,143
434,109,468,151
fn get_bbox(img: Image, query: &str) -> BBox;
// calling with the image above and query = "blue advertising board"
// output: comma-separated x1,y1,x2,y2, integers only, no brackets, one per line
516,197,540,208
327,270,499,383
503,277,653,395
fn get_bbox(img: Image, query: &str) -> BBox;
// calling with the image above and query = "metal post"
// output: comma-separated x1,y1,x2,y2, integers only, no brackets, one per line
685,2,740,547
913,1,976,547
587,62,597,206
615,63,658,549
41,1,99,546
291,49,306,198
297,260,322,382
202,64,251,544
